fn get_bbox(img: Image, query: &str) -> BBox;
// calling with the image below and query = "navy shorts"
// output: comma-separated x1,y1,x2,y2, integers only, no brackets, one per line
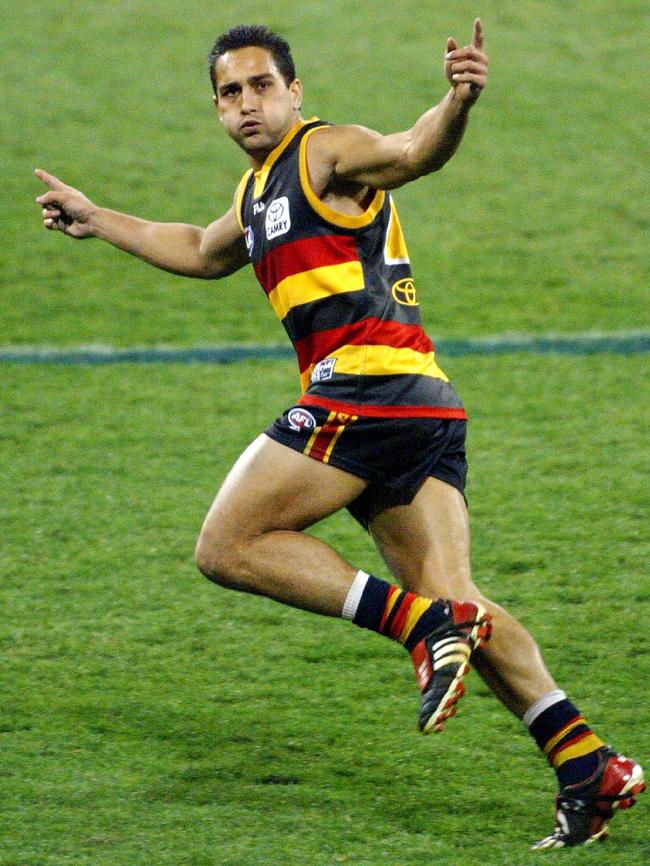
265,405,467,530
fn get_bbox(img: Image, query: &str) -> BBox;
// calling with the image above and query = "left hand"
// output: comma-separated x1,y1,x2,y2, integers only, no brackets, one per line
445,18,488,103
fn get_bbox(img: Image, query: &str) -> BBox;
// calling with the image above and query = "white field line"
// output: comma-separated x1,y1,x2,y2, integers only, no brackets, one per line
1,331,649,364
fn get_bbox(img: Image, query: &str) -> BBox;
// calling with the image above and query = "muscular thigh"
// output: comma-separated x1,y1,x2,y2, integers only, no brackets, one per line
200,434,368,544
369,476,481,600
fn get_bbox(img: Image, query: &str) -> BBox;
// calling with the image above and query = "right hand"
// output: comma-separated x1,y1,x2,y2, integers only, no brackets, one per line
35,169,97,238
444,18,488,104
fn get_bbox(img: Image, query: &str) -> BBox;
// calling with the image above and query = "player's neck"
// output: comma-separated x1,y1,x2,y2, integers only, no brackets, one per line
246,114,304,171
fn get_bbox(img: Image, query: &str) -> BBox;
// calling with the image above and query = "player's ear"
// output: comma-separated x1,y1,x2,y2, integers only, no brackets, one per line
289,78,302,111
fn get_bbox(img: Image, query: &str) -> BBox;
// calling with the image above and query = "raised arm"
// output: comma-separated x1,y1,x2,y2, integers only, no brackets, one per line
307,19,488,192
35,169,248,280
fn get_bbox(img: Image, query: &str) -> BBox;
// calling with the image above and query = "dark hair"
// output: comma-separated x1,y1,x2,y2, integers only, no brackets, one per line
208,24,296,94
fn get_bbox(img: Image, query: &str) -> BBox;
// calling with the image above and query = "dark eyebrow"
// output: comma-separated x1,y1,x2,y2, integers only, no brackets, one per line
217,81,240,95
217,73,273,96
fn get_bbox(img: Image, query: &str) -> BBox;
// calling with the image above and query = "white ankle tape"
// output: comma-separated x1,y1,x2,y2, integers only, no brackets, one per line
341,570,370,621
522,689,567,727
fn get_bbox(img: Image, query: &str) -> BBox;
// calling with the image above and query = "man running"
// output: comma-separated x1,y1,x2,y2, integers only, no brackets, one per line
35,20,644,848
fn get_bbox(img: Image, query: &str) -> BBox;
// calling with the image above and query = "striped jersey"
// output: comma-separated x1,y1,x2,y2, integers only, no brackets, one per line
235,117,466,420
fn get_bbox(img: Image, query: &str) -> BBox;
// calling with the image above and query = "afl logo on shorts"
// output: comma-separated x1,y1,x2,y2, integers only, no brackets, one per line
287,408,316,432
391,277,418,306
265,197,291,240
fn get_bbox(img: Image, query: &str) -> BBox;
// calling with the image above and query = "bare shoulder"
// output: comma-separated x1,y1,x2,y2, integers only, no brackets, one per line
201,203,248,277
205,203,243,245
307,123,382,163
305,124,383,196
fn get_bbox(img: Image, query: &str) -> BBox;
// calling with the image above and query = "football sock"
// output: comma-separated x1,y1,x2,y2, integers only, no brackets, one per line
523,690,605,788
341,570,447,652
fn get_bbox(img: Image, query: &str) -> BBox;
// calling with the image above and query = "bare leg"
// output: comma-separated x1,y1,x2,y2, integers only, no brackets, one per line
369,477,557,717
195,434,368,615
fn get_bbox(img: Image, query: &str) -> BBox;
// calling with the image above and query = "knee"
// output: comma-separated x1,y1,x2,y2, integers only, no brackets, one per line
194,531,238,587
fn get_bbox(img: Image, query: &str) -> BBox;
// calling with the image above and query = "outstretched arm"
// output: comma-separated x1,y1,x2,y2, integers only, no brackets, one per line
307,19,488,191
35,169,248,280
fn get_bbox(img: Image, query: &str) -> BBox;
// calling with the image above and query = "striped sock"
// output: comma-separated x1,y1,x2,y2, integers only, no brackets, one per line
524,691,605,788
341,571,447,652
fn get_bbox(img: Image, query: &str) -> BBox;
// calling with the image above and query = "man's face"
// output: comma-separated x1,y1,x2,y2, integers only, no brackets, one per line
214,46,302,160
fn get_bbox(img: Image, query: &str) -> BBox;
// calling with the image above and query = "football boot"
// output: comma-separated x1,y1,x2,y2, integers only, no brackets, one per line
410,600,492,733
532,747,645,848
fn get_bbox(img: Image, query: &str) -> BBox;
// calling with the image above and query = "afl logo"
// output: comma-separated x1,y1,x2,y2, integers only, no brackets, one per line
265,196,291,240
391,277,418,306
287,408,316,432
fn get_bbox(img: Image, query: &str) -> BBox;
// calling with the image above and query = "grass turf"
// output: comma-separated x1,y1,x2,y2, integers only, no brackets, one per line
2,356,649,864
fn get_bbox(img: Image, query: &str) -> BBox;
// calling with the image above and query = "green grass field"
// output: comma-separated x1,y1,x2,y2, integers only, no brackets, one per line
3,359,649,865
2,0,649,863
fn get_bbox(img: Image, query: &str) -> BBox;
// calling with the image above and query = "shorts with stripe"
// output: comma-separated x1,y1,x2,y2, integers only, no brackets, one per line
264,404,467,530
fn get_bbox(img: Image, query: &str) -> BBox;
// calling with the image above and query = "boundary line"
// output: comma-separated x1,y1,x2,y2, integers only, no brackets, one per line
1,332,649,365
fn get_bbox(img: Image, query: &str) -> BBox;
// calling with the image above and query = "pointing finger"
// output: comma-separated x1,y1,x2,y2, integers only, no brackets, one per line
34,168,68,191
472,18,484,50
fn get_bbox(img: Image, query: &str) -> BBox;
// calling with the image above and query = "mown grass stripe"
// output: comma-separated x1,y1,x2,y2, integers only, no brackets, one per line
1,332,649,365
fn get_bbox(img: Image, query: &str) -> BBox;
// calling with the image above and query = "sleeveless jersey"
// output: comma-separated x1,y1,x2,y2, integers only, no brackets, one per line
235,117,466,420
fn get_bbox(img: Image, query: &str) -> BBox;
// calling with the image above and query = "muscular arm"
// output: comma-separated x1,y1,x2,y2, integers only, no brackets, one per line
87,205,248,279
312,93,472,191
308,19,488,193
35,169,248,280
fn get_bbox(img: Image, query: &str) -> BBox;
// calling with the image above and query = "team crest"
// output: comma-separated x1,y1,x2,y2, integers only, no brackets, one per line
265,197,291,240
